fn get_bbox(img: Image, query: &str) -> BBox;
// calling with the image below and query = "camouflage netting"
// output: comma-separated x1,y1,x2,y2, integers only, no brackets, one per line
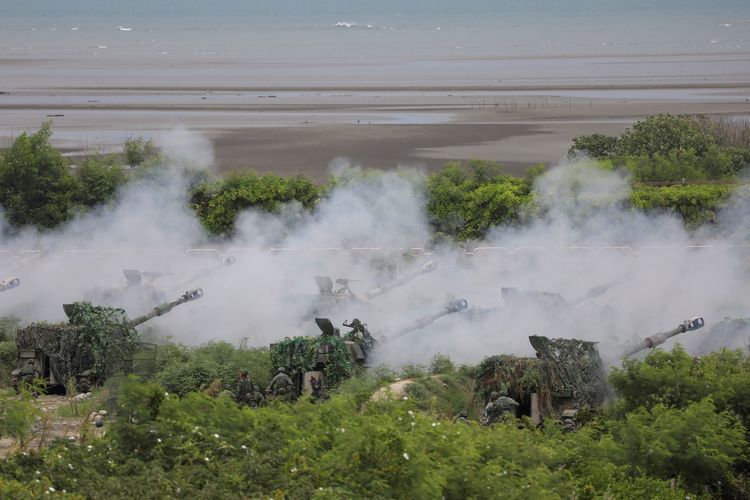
529,336,609,409
270,335,357,389
16,302,137,386
477,355,548,406
477,336,609,414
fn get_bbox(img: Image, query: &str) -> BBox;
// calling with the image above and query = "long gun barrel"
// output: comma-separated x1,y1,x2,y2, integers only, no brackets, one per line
174,256,235,291
0,277,20,292
364,261,437,300
127,288,204,328
389,298,468,339
622,317,705,358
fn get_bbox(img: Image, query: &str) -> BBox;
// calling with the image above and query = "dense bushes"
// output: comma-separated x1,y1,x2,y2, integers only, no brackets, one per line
155,341,271,396
426,160,536,240
2,118,748,240
570,114,750,182
2,342,750,497
630,183,736,227
0,122,78,229
0,367,739,498
190,172,321,237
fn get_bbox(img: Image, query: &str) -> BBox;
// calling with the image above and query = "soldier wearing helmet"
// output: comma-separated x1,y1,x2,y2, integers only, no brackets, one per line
481,385,519,426
266,367,295,401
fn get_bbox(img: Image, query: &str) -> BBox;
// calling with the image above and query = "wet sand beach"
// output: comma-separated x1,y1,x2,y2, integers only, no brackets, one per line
2,53,750,179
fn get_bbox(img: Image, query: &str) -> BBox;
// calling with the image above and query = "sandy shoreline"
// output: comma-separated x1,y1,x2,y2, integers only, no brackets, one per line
2,53,750,180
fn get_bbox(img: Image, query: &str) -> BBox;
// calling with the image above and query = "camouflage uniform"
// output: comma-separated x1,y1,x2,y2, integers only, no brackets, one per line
250,381,265,407
15,360,40,394
266,367,295,401
76,369,94,393
309,374,327,402
235,370,254,406
481,389,519,426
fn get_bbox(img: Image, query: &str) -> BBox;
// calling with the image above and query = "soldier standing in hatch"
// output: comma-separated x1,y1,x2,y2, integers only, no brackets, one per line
266,367,295,402
235,369,253,406
481,387,519,426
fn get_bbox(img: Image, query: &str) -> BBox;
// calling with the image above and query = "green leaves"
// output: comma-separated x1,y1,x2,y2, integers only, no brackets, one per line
0,121,77,230
426,160,535,241
190,172,320,237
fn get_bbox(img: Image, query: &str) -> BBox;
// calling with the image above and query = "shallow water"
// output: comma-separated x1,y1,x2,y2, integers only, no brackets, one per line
1,0,749,60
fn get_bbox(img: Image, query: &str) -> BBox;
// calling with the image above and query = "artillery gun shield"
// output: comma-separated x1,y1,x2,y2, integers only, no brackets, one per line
315,317,337,336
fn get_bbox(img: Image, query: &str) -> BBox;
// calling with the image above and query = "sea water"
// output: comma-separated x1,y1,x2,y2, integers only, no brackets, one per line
1,0,748,61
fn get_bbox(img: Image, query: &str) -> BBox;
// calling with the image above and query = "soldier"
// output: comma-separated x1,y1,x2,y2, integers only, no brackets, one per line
266,367,295,401
250,379,265,407
343,318,376,352
309,374,327,402
76,369,94,393
480,387,519,426
15,359,40,394
235,369,253,406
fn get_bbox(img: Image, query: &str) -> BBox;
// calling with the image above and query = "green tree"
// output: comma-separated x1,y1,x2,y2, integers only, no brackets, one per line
568,133,620,159
124,137,159,167
617,114,715,157
74,157,127,208
426,160,535,241
191,172,320,237
0,121,78,229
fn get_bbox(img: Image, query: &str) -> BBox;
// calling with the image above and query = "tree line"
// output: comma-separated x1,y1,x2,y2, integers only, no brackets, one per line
1,115,748,242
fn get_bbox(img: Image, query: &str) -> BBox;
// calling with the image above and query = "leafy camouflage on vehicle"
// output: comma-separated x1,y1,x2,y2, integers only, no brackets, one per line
270,335,358,390
16,303,136,386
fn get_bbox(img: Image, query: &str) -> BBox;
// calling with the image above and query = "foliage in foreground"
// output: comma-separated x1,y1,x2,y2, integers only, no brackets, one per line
0,378,707,499
1,345,750,497
155,341,272,397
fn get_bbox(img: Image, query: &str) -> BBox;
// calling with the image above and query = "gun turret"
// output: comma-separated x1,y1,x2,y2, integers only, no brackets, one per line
622,317,705,358
0,277,20,292
388,298,468,339
126,288,204,328
364,261,437,300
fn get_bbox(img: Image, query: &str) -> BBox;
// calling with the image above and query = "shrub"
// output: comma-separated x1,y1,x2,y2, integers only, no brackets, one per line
568,133,620,159
0,121,78,230
617,114,715,157
191,172,320,236
124,137,159,167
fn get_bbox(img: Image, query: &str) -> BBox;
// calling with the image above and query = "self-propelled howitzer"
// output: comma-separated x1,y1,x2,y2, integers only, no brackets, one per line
476,317,706,425
12,289,204,393
270,297,468,398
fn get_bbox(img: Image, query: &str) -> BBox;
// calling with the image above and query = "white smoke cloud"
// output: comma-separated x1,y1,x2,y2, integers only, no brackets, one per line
156,126,215,172
1,133,749,370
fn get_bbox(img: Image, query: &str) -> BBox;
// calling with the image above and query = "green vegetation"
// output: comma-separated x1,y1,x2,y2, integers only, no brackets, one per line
0,121,78,229
426,160,537,240
155,340,272,397
569,114,750,182
190,171,320,237
2,117,749,241
2,344,750,497
631,183,737,228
